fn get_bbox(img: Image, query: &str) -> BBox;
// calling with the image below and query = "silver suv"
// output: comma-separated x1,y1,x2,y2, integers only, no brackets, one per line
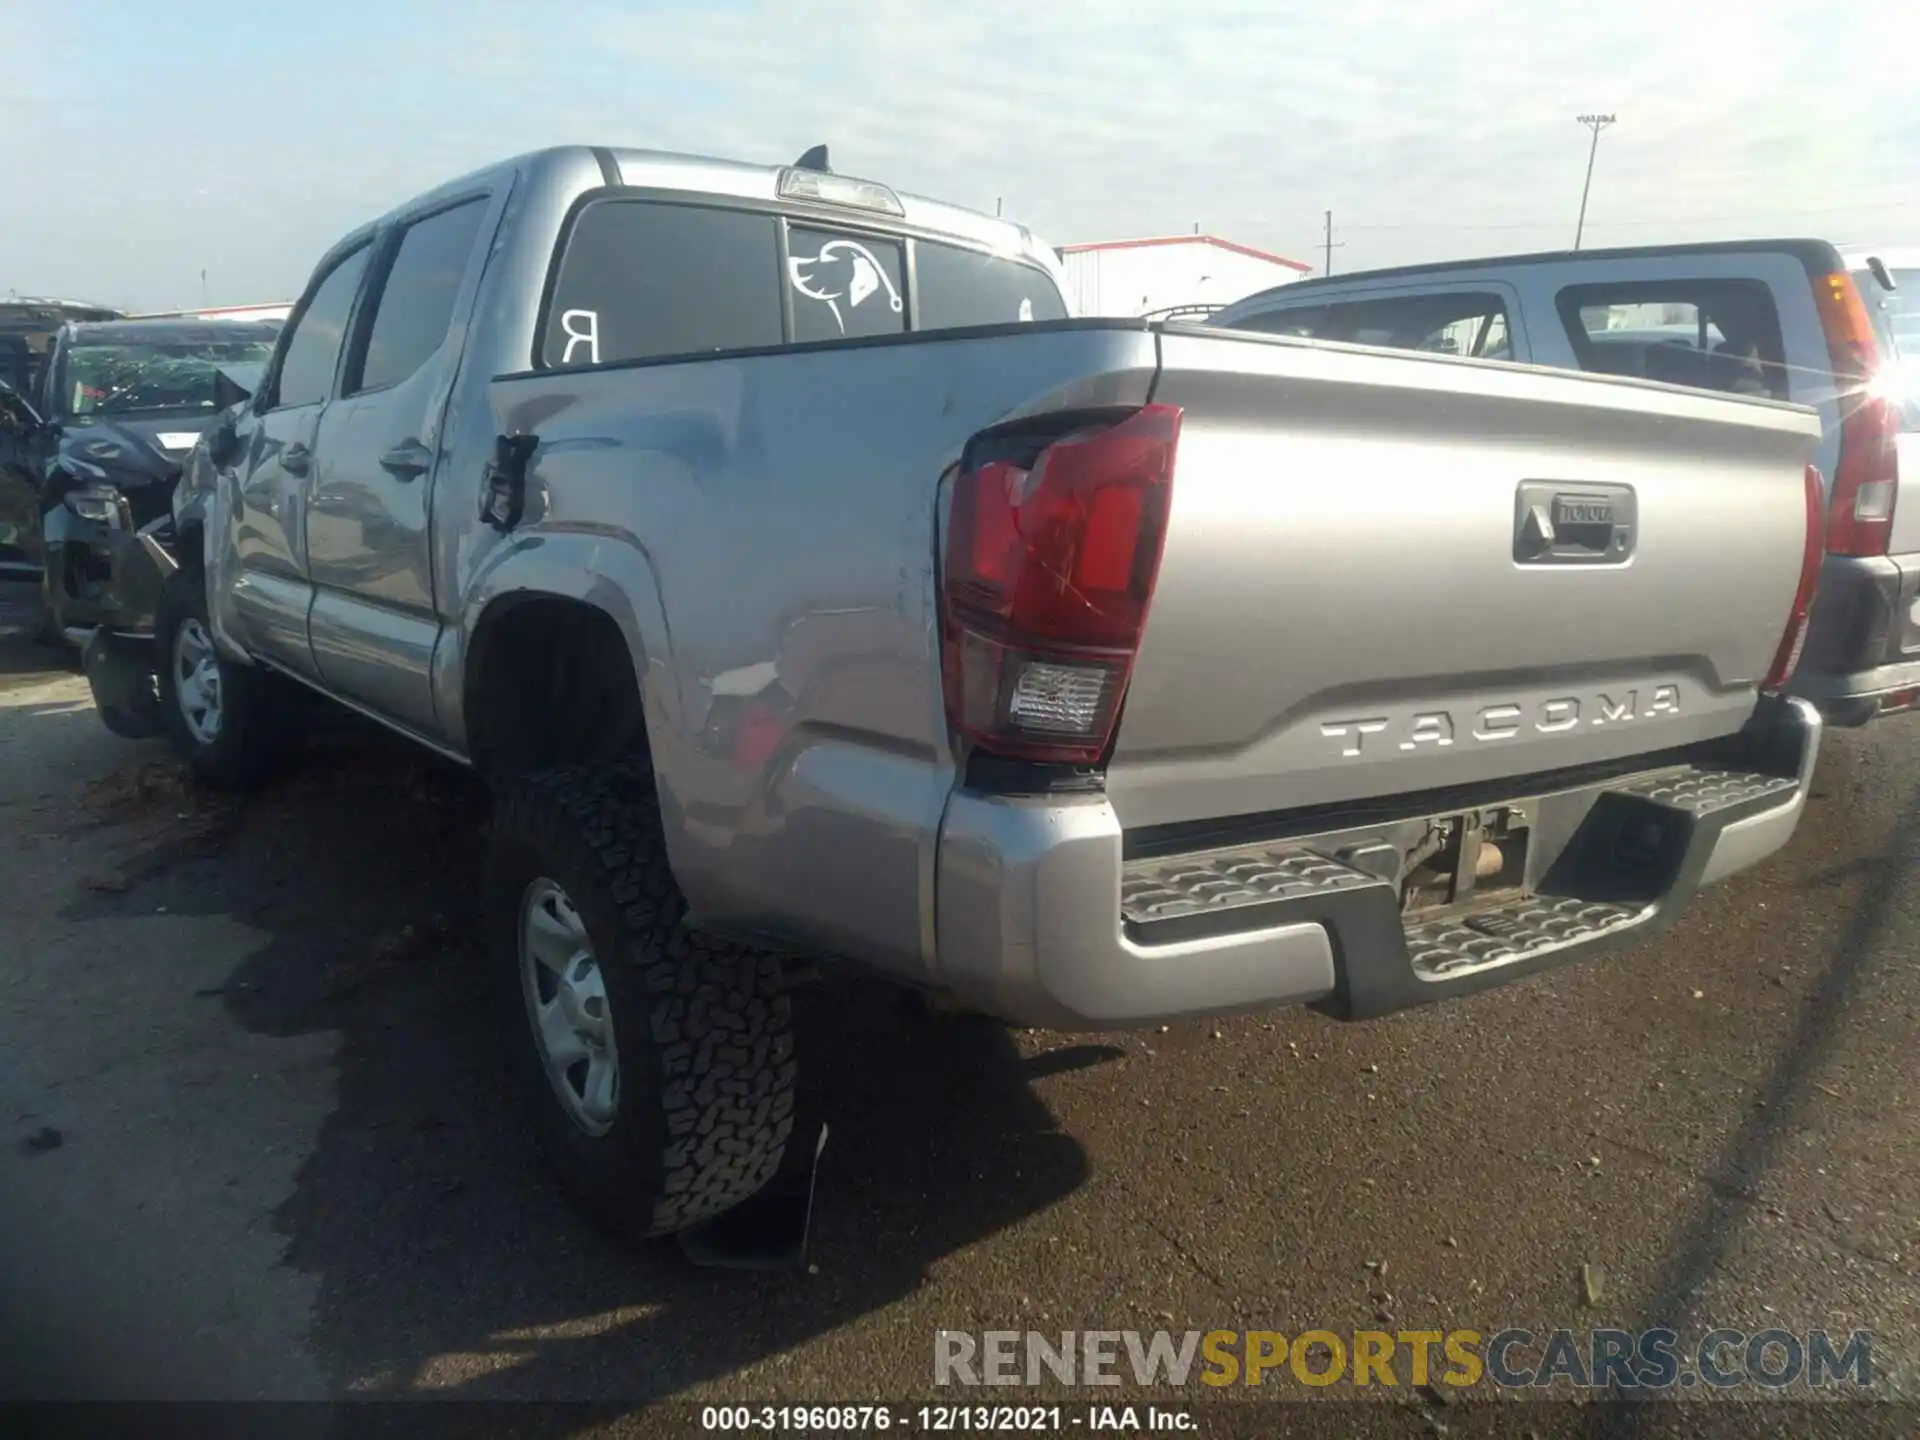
1214,239,1920,728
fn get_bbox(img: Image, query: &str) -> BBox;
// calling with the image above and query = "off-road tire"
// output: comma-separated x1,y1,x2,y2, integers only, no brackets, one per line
486,761,796,1239
154,566,296,789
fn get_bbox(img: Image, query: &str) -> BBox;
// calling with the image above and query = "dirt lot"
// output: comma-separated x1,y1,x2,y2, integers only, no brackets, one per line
2,578,1917,1434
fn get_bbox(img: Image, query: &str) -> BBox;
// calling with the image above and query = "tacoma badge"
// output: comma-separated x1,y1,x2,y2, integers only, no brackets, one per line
1321,685,1681,757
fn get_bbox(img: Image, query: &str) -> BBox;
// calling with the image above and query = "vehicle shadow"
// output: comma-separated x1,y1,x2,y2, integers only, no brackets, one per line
0,579,78,685
1577,749,1920,1440
56,718,1100,1411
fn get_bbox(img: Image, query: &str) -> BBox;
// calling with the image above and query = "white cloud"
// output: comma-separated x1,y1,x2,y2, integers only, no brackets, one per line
1,0,1914,308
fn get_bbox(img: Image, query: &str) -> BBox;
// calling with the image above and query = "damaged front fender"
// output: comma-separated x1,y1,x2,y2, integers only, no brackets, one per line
77,514,181,740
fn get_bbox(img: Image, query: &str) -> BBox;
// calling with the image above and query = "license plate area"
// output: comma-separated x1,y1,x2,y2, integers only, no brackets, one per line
1397,806,1533,920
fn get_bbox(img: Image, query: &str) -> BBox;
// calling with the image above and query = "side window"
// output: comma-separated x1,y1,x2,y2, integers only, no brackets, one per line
352,198,488,394
1415,307,1511,359
1231,293,1512,358
275,246,371,409
1229,304,1329,338
1556,281,1786,400
788,226,905,343
1475,312,1513,360
1322,292,1513,357
30,340,56,413
33,335,67,414
543,201,782,367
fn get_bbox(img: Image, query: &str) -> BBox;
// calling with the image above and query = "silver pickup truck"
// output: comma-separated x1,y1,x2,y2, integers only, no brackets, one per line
83,144,1827,1241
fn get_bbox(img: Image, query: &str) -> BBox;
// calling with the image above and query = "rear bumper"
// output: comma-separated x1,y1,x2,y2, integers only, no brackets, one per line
933,697,1820,1030
1795,552,1920,725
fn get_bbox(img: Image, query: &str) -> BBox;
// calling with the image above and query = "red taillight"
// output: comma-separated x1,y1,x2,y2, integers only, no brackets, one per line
940,404,1182,764
1812,270,1899,557
1763,463,1826,695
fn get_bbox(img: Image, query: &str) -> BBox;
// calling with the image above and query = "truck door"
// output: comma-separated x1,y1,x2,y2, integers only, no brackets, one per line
303,193,494,738
229,242,371,678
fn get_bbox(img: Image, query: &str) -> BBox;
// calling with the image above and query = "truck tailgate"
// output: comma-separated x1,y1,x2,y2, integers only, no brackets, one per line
1106,326,1824,831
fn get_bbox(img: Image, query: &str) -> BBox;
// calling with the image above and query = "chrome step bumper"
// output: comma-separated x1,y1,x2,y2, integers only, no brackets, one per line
934,698,1820,1030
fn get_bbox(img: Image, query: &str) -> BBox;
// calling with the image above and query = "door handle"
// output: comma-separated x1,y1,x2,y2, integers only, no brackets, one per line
1513,482,1636,564
380,441,434,480
281,442,312,477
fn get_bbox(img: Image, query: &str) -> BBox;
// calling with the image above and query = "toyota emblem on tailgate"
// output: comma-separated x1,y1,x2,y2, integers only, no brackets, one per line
1514,481,1636,565
1552,494,1615,527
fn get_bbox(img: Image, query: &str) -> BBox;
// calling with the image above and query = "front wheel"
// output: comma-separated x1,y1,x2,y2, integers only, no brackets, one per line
154,568,295,789
486,761,797,1239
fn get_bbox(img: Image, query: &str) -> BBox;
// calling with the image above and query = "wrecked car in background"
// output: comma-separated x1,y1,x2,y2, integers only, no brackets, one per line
0,316,278,649
0,297,123,579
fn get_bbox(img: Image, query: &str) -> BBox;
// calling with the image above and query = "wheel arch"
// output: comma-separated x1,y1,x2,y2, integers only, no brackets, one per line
458,584,673,782
442,533,682,769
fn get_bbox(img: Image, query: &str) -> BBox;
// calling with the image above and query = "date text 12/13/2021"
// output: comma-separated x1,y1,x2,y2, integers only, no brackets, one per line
700,1405,1195,1432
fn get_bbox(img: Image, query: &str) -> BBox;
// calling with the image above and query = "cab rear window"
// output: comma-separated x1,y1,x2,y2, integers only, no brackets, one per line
540,197,1066,368
543,202,783,368
788,226,906,343
915,241,1068,331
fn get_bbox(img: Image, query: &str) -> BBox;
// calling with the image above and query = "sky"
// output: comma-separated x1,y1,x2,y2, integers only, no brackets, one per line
3,0,1916,311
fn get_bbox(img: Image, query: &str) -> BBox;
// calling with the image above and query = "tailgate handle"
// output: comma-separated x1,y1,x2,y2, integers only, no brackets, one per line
1515,482,1635,565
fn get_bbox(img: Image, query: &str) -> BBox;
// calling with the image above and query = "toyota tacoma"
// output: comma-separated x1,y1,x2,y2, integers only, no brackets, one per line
87,144,1828,1240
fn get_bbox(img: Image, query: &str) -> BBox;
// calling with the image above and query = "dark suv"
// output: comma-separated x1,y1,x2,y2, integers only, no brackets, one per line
1,298,123,580
0,316,278,642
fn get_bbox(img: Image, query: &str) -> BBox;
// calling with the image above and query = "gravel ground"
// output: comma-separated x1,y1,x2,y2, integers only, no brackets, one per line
1,578,1915,1437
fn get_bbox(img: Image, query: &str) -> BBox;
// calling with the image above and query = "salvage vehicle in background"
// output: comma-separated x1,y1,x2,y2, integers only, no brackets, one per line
1843,245,1919,354
1211,239,1919,727
1844,245,1920,422
0,296,123,397
0,316,279,647
89,144,1826,1245
129,301,297,325
0,379,43,580
0,297,123,578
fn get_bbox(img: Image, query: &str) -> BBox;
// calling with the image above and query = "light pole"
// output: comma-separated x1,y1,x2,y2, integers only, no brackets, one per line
1574,113,1616,250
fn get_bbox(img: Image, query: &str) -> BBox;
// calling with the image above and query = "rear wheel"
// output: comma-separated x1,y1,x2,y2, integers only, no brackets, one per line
486,761,796,1239
154,568,296,789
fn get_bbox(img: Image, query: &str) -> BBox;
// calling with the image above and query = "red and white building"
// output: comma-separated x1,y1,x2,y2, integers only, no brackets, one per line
1059,235,1311,318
